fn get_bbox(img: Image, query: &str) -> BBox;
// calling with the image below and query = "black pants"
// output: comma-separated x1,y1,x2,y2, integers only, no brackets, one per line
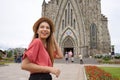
29,73,52,80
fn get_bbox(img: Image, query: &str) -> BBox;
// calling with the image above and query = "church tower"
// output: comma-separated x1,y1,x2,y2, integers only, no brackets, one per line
42,0,111,57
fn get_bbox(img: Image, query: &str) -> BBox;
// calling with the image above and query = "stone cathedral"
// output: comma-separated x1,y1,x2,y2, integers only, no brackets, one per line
41,0,111,57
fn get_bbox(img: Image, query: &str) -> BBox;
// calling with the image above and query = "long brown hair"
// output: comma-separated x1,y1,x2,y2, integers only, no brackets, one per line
32,17,55,64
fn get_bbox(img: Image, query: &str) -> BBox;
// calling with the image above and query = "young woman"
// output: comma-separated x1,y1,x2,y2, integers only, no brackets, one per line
21,17,63,80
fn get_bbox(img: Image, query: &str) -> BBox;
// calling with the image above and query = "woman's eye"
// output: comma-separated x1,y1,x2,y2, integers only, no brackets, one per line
46,26,50,29
40,26,50,29
40,26,44,28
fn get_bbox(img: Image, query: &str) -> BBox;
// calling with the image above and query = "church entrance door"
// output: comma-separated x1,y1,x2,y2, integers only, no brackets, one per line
64,48,74,56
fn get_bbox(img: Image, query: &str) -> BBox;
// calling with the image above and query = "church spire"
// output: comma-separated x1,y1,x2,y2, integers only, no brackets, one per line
42,0,46,6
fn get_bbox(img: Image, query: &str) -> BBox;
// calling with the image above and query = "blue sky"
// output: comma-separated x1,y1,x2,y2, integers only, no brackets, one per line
0,0,120,53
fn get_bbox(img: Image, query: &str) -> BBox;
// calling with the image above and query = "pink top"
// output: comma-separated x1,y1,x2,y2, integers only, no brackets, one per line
23,38,52,67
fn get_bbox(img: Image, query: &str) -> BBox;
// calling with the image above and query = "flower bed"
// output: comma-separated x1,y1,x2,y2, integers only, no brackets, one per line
85,66,119,80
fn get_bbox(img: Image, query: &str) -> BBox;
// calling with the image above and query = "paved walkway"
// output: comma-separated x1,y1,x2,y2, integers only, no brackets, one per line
0,63,85,80
1,63,120,80
52,63,85,80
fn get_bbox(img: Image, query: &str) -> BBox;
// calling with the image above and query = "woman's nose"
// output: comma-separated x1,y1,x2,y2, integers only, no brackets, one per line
43,27,47,30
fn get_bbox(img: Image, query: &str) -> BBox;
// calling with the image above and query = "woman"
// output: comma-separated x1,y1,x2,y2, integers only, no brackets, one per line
21,17,63,80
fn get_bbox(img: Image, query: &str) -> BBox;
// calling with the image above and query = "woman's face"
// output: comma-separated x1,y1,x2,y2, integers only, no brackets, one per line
37,22,50,40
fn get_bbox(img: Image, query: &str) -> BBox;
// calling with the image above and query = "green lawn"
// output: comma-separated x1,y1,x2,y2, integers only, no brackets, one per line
100,67,120,79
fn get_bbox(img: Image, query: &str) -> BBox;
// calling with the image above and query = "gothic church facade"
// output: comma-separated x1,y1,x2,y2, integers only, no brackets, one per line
42,0,111,57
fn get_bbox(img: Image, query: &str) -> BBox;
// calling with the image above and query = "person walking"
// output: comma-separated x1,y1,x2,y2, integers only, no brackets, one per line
71,55,74,63
64,51,69,63
68,50,73,62
79,54,83,64
21,17,63,80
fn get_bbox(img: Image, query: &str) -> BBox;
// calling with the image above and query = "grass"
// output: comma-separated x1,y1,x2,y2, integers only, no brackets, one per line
100,67,120,79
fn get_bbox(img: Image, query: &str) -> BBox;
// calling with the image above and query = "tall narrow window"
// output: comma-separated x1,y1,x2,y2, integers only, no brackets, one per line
74,19,76,29
71,9,73,26
90,23,97,49
62,20,64,30
68,3,70,24
65,9,67,27
79,0,82,3
56,0,59,5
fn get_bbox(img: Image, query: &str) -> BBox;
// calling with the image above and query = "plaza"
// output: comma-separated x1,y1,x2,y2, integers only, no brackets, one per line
0,59,120,80
0,63,85,80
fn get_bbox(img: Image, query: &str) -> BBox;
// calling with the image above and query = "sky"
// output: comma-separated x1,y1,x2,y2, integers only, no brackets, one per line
0,0,120,53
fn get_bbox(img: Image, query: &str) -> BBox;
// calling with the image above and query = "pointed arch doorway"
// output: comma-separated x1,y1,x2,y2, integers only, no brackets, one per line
62,36,75,56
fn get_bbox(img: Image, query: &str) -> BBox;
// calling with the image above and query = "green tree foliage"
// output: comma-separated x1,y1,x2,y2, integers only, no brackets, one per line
7,50,13,58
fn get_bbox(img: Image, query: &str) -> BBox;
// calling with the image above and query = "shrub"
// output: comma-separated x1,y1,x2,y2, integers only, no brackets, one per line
102,55,111,61
94,54,102,59
114,55,120,59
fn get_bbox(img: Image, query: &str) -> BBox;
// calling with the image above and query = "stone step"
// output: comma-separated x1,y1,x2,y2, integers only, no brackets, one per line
83,58,98,64
55,57,99,64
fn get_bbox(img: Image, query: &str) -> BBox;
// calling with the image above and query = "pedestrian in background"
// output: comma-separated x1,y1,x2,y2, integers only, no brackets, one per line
65,51,69,63
68,50,73,62
79,54,83,64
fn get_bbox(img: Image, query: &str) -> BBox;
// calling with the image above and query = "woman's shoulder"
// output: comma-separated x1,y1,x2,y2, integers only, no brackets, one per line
31,38,42,45
33,38,41,41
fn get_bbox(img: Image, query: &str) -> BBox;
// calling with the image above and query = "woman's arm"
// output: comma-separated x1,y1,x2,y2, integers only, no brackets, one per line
21,57,60,77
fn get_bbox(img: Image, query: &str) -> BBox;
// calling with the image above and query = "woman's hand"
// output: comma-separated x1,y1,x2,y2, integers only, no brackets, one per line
50,67,60,78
